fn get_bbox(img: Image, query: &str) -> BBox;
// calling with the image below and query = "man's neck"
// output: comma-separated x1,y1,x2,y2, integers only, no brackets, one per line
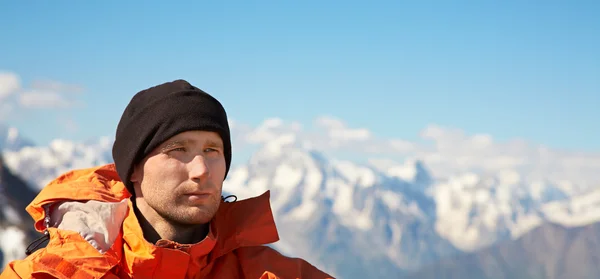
133,198,209,245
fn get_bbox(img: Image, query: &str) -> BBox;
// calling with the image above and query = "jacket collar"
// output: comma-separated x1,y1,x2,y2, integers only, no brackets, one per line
120,190,280,275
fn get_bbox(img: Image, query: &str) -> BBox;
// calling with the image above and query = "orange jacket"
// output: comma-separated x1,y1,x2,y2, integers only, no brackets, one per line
0,164,334,279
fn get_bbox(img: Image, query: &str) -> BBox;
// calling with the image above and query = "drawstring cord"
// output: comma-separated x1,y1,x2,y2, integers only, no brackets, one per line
222,194,237,202
25,230,49,255
25,209,51,255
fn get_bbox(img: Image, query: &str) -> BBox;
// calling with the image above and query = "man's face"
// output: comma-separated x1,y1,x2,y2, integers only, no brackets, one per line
130,130,226,226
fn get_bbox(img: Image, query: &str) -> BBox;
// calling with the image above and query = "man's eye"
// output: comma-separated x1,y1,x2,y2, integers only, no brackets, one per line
171,147,186,152
204,148,218,153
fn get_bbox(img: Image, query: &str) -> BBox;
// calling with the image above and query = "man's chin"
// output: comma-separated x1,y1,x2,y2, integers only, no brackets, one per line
178,208,216,224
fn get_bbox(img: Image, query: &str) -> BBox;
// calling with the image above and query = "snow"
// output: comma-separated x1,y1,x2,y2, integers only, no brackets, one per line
288,200,317,220
474,189,490,204
380,191,402,211
225,166,249,187
379,190,425,218
302,155,323,201
219,121,600,254
388,164,418,182
529,181,568,203
332,160,376,188
352,197,374,230
529,181,546,201
247,176,270,196
390,222,403,247
263,133,296,156
332,182,353,214
324,177,346,199
510,214,543,238
0,226,26,270
542,189,600,227
273,163,303,190
431,171,560,251
2,205,21,224
2,119,600,275
3,136,113,189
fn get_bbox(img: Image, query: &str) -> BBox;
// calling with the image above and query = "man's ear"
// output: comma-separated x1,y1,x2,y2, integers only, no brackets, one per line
129,164,144,197
130,164,141,183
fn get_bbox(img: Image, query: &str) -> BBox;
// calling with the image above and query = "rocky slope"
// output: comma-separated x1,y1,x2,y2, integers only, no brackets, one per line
0,155,40,271
406,220,600,279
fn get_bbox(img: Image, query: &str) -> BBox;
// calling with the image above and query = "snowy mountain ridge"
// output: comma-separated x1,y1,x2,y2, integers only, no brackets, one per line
1,121,600,278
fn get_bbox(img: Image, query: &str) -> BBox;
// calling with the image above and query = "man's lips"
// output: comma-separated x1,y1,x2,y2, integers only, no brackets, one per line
183,191,213,200
184,193,212,199
184,192,211,195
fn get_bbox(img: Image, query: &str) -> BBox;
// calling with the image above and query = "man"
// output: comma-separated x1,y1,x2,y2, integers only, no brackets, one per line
1,80,334,278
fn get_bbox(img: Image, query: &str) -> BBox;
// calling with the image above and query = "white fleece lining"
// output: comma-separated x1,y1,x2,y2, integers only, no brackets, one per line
49,199,129,254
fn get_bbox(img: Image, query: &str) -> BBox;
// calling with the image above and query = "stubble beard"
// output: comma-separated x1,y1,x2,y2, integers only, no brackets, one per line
151,194,221,228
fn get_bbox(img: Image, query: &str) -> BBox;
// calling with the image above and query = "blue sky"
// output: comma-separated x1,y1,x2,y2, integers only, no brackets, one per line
1,1,599,151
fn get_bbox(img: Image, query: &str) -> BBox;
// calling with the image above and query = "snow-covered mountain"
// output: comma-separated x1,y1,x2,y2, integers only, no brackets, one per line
2,136,113,189
221,132,600,277
223,134,459,278
1,124,600,278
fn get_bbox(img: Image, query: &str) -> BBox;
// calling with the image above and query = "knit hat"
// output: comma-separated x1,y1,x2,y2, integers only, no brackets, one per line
112,79,231,195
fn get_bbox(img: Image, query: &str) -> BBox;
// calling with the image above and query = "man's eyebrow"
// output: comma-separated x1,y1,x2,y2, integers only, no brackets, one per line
160,139,223,151
205,139,224,149
160,140,187,151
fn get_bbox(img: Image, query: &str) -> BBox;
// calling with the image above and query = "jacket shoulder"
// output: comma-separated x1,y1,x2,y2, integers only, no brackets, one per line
0,259,31,279
1,248,43,279
234,245,335,279
1,242,122,279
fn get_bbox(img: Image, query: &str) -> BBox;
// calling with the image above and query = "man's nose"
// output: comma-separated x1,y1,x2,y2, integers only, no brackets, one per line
189,155,210,180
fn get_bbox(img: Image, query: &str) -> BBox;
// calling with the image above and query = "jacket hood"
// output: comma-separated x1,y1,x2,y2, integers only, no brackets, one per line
27,164,130,233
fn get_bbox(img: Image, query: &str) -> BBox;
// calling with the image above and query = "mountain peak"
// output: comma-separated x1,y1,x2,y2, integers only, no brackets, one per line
0,125,35,152
370,158,434,188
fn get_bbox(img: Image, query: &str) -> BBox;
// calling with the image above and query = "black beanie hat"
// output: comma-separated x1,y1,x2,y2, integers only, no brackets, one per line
112,79,232,195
